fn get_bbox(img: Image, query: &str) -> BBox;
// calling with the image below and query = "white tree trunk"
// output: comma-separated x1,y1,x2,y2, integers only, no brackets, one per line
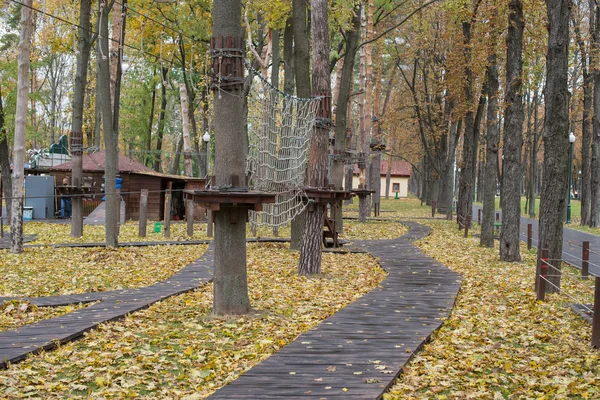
11,0,33,254
180,84,193,177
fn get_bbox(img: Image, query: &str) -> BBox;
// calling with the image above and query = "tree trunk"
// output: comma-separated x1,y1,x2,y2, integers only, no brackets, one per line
11,0,32,254
212,1,251,315
529,90,540,217
500,0,524,262
439,119,460,219
0,89,12,223
290,0,311,250
457,20,476,224
481,44,500,248
591,4,600,227
179,38,202,175
332,5,360,229
180,84,193,177
579,9,592,226
145,70,157,167
298,0,331,275
539,0,570,293
70,0,92,239
153,66,169,173
97,0,118,247
358,6,370,222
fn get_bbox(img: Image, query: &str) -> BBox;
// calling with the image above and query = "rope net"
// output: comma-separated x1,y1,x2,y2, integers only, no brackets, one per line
246,67,321,227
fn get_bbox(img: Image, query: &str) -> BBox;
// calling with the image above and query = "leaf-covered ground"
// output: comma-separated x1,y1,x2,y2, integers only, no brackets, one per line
0,243,385,399
0,301,94,332
17,217,406,245
0,245,208,297
385,219,600,399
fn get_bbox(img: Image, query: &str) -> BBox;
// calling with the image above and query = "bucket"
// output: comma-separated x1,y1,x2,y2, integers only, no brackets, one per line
154,222,162,233
23,206,33,221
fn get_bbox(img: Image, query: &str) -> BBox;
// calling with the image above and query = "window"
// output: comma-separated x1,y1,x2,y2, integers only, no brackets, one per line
393,183,400,192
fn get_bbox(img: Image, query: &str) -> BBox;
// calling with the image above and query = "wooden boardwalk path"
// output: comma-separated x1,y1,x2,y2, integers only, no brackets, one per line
209,222,462,399
0,245,214,368
1,221,462,400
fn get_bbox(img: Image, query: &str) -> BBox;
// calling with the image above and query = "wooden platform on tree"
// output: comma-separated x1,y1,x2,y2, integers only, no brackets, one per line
208,221,462,399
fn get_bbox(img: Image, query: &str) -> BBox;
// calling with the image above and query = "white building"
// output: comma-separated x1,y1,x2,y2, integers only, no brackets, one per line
347,159,411,198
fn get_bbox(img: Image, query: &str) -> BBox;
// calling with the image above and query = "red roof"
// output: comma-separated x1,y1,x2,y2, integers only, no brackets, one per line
53,151,157,174
353,159,411,177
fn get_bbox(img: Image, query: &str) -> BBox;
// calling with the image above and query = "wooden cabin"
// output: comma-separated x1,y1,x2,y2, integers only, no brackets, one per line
44,151,207,221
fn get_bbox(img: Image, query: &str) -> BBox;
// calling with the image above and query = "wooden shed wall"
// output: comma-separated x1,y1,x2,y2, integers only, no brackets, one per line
124,174,163,221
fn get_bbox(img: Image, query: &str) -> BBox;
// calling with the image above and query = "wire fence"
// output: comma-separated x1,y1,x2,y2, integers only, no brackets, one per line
536,251,600,348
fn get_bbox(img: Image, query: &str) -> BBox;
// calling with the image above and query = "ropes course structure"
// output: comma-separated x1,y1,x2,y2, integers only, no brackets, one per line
245,64,321,228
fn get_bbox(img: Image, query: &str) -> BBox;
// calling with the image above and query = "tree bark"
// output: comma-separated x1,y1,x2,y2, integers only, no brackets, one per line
591,4,600,227
97,0,119,247
145,69,157,167
180,84,193,177
290,0,311,250
457,19,476,225
153,66,169,172
179,38,202,175
579,7,592,226
539,0,570,293
332,5,361,230
0,89,12,223
10,0,32,254
481,44,500,248
500,0,524,262
298,0,331,275
212,0,251,314
70,0,93,239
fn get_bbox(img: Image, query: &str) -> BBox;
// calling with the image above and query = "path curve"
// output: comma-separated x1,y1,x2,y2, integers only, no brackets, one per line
208,221,462,399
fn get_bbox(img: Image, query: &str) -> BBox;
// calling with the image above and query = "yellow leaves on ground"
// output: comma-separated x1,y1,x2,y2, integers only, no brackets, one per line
0,243,386,399
341,220,408,240
21,222,212,245
0,245,208,297
385,220,600,399
0,301,93,332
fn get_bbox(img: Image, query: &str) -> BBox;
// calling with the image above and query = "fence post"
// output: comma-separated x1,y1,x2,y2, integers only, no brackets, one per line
138,189,148,237
432,201,436,218
527,224,532,250
537,248,549,301
478,208,482,225
464,216,471,238
186,199,194,237
164,182,172,238
592,277,600,348
582,241,590,279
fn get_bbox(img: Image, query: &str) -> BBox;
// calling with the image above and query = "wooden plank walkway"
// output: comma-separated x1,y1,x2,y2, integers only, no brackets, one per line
1,221,462,400
0,244,214,368
208,221,462,399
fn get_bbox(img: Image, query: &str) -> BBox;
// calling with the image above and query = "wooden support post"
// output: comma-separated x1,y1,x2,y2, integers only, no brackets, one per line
464,216,470,238
537,248,549,300
527,224,532,250
164,182,172,238
431,201,436,218
139,189,148,237
582,241,590,279
478,208,482,225
186,199,194,237
207,210,213,237
592,277,600,348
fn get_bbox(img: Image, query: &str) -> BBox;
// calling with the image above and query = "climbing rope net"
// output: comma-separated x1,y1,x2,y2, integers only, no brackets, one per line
245,65,321,227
